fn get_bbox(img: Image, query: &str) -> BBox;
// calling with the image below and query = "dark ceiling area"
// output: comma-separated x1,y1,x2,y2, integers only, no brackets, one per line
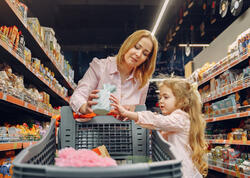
24,0,163,51
23,0,249,53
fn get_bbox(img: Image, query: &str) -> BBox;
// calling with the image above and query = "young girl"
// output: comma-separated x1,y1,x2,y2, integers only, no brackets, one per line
110,77,208,178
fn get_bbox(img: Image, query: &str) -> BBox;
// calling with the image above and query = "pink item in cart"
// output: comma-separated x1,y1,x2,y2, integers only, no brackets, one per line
55,147,117,167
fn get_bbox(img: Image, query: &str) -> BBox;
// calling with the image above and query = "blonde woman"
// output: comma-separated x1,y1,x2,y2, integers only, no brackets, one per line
70,29,158,116
110,77,208,178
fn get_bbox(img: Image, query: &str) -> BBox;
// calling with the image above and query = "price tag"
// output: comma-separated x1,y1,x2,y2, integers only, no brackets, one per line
235,170,240,177
3,93,7,100
229,138,233,144
15,52,19,59
24,102,28,108
13,142,17,149
8,45,12,53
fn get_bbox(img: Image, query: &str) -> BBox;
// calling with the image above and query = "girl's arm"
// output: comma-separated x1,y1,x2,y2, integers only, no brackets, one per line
123,110,139,122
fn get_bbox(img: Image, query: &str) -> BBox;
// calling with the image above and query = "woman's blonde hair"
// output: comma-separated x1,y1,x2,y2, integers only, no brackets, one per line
117,29,158,89
158,77,208,177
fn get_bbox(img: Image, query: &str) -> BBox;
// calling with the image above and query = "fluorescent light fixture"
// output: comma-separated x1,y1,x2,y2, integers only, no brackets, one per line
149,78,166,82
151,0,170,36
178,44,210,47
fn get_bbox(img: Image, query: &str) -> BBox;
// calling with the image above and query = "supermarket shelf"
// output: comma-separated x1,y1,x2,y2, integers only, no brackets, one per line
0,0,75,93
0,91,52,117
208,164,250,178
198,52,249,86
205,111,250,123
202,81,250,103
0,141,37,151
0,142,22,151
207,139,250,146
0,38,69,105
22,141,38,148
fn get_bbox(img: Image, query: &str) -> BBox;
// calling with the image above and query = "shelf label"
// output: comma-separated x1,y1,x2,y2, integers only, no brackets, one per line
8,46,12,53
3,93,7,100
13,142,17,149
7,95,24,106
229,138,233,144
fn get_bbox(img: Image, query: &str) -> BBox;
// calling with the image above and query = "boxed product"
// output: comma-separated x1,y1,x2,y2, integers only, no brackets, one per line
27,17,41,39
41,26,55,52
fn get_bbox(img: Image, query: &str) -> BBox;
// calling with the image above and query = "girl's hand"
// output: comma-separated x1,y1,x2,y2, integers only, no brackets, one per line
110,94,128,120
79,90,99,114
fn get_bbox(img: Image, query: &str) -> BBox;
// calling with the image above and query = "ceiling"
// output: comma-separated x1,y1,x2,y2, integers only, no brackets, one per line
23,0,249,53
23,0,183,51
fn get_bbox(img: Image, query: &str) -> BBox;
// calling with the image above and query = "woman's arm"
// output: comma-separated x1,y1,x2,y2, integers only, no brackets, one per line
78,90,99,114
139,83,149,104
70,58,102,113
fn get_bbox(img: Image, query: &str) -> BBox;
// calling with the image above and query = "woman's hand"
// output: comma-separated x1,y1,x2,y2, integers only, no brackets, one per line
79,90,99,114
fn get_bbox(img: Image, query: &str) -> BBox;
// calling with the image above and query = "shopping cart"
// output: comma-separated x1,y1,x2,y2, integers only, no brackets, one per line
12,106,182,178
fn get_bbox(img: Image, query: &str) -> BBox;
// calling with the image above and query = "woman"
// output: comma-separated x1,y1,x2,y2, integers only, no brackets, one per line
70,29,158,115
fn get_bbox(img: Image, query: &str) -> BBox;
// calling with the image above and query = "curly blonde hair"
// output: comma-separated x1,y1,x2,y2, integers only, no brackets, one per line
117,29,158,89
158,77,208,176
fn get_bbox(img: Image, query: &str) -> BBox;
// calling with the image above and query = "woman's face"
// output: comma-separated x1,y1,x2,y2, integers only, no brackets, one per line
124,37,153,68
159,85,177,115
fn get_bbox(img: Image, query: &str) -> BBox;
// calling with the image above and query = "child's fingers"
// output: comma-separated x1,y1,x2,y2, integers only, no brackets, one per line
110,95,119,104
123,117,129,121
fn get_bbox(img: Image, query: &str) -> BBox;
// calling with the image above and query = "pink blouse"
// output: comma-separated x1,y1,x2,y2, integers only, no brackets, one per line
70,56,149,113
137,109,202,178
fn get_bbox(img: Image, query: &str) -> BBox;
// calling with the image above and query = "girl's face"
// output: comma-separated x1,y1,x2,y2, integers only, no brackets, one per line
124,37,153,68
159,85,177,115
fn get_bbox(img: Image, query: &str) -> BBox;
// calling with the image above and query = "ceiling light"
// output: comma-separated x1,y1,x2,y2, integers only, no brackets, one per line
151,0,170,36
149,78,166,82
178,44,210,47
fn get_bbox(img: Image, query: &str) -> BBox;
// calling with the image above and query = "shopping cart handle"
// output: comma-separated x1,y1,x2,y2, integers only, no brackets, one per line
73,110,118,119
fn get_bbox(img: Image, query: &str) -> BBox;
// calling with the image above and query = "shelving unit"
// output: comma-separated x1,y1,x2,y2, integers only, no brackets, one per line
0,38,69,106
0,91,52,117
0,0,73,160
0,141,37,151
0,0,75,93
198,53,249,86
202,80,250,103
197,47,249,177
208,165,249,178
205,111,250,123
207,139,250,146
